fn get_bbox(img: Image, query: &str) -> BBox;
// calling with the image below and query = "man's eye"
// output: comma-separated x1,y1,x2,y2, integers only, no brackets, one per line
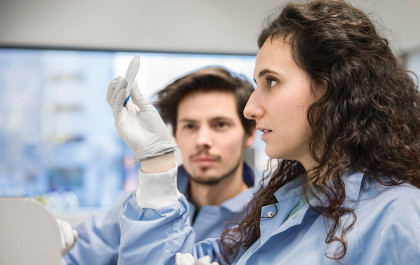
184,124,195,129
215,122,228,129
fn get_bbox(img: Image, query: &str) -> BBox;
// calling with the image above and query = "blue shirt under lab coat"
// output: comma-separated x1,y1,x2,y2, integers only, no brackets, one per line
62,163,255,265
116,169,420,265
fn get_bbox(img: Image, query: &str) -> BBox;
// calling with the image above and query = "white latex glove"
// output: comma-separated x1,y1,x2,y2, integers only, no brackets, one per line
56,218,78,256
106,77,177,161
176,253,220,265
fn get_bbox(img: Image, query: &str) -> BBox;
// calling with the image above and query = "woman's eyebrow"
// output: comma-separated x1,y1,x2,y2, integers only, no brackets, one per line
254,69,282,83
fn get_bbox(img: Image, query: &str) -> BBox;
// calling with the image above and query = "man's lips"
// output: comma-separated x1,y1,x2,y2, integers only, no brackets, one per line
192,157,219,166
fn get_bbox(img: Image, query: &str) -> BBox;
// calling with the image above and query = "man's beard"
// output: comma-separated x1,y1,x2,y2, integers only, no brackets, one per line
189,158,242,186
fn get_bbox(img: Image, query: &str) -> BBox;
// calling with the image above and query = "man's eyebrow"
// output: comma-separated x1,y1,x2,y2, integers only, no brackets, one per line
178,118,197,123
210,117,234,122
179,117,234,123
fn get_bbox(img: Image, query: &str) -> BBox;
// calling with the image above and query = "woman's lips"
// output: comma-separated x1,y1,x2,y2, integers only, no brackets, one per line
258,128,273,140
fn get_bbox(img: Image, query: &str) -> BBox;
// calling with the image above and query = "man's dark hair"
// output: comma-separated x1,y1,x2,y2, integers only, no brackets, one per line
156,66,256,135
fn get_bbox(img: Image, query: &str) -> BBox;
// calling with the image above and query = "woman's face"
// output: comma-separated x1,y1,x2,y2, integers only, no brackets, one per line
244,36,322,170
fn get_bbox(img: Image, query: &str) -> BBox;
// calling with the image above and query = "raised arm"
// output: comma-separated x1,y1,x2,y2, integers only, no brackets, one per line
106,56,223,265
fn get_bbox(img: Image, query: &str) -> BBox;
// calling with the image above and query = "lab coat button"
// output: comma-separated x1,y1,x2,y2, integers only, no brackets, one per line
268,211,275,218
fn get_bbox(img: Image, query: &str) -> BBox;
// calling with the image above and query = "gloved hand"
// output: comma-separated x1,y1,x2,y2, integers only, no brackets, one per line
176,253,220,265
106,77,177,161
56,218,78,256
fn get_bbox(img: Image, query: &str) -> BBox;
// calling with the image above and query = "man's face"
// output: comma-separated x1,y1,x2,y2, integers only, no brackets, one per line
175,90,254,184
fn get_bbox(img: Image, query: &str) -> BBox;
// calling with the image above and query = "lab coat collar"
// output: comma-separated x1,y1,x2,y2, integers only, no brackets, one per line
266,170,365,241
310,169,365,208
220,185,255,213
341,169,365,203
273,169,364,207
273,174,303,203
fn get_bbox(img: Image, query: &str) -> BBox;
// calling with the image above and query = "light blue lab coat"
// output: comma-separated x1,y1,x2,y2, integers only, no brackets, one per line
116,169,420,265
62,163,255,265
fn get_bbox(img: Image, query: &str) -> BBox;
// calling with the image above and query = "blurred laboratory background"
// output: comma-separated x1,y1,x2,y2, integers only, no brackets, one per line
0,0,419,220
0,49,258,218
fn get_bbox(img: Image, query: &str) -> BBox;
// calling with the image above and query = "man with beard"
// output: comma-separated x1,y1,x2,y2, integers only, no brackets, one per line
61,66,256,265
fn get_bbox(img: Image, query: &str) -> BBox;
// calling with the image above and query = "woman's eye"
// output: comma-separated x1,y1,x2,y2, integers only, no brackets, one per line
267,78,278,88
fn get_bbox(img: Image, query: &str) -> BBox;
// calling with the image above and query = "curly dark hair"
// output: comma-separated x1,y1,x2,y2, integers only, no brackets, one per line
220,0,420,262
156,66,255,136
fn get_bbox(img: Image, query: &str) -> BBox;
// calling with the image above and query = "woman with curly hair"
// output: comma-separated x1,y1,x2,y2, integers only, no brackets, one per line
220,0,420,263
107,0,420,264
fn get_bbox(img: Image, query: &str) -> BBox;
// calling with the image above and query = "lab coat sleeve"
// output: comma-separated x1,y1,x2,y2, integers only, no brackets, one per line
118,166,225,265
62,193,130,265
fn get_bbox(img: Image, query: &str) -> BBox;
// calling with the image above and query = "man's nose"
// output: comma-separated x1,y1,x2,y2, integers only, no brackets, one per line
196,126,212,148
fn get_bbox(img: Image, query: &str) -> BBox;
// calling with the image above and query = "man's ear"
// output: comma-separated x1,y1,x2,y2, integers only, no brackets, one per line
172,124,178,142
244,128,256,148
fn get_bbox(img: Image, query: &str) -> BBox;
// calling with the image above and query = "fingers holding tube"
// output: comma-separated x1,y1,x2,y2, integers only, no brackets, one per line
106,76,124,105
108,78,128,111
130,82,154,111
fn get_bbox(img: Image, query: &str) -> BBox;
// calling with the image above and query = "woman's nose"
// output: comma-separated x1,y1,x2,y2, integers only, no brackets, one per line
244,90,262,120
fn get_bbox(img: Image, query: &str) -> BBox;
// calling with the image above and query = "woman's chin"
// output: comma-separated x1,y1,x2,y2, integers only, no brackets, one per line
265,148,282,160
